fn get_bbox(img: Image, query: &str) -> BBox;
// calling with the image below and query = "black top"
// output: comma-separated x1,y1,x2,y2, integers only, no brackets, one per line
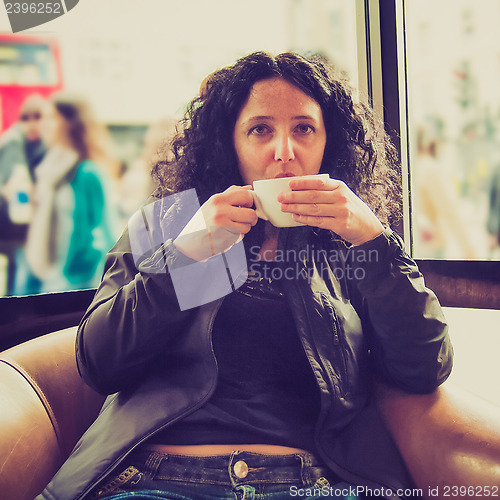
148,260,321,452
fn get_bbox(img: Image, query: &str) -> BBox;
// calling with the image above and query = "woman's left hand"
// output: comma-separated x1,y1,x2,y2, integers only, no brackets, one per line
278,177,384,246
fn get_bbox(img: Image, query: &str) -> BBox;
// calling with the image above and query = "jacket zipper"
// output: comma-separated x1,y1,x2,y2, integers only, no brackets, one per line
321,293,340,345
320,292,350,395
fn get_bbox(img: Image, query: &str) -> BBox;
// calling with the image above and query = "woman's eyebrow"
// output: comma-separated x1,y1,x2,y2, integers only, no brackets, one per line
242,115,274,125
242,114,319,125
292,115,318,122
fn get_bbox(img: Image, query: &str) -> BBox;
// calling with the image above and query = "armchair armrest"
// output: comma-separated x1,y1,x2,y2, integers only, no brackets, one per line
0,327,105,500
377,382,500,498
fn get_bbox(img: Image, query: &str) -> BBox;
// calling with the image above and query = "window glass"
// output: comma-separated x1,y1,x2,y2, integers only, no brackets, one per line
406,0,500,259
0,0,360,296
0,44,58,85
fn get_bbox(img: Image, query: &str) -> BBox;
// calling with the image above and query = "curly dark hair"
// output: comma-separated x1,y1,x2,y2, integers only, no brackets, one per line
153,51,401,226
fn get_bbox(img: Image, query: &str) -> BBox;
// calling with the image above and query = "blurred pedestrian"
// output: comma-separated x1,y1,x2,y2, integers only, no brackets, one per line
413,116,478,259
486,161,500,257
25,92,118,293
0,94,46,295
117,117,177,223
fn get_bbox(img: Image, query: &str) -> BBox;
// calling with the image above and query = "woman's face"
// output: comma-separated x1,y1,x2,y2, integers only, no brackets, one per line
41,103,68,148
233,77,327,185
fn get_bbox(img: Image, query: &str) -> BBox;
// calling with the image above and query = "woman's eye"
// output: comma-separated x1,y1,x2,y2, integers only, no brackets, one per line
249,125,270,135
296,124,314,134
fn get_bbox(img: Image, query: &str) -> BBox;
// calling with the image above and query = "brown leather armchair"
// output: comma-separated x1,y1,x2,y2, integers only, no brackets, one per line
1,327,499,500
377,384,500,494
0,327,104,500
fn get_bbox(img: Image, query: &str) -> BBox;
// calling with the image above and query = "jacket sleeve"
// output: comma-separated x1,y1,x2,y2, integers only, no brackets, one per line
76,196,201,395
346,227,453,394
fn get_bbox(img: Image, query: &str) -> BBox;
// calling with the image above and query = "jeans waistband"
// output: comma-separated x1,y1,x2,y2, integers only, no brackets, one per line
126,447,332,488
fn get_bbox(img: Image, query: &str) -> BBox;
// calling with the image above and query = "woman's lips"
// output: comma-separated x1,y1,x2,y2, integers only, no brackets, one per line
274,172,296,178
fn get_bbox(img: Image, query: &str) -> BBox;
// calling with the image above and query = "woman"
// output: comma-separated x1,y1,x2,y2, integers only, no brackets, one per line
25,93,117,293
38,52,452,500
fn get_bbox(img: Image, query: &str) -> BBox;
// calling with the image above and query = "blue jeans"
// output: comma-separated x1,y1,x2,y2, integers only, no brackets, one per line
91,448,360,499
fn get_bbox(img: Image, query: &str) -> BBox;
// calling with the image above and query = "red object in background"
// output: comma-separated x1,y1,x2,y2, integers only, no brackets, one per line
0,34,63,132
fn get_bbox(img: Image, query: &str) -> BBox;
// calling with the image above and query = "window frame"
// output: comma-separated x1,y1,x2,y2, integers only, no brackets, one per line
375,0,500,309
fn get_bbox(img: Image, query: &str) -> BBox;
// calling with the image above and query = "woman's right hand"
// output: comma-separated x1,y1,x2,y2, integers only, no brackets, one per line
173,185,257,261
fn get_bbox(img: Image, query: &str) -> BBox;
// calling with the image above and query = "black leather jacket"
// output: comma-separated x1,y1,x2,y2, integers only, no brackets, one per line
38,202,452,500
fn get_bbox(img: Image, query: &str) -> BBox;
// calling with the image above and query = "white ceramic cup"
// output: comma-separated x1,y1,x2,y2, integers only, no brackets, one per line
250,174,330,227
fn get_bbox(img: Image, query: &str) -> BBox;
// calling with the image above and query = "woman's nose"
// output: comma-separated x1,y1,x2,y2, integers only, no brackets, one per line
274,134,295,163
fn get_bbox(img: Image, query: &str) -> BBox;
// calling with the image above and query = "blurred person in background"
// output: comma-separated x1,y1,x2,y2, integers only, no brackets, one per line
413,115,478,259
486,161,500,258
117,117,177,224
0,94,47,295
25,92,118,293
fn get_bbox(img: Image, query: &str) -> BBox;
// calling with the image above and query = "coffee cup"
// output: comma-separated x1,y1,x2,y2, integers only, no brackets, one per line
250,174,330,227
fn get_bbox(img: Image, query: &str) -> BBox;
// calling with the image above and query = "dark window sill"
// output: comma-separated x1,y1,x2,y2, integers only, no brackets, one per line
416,260,500,310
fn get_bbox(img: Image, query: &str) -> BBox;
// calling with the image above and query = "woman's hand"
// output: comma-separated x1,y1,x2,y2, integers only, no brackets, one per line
174,185,257,261
278,177,384,246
